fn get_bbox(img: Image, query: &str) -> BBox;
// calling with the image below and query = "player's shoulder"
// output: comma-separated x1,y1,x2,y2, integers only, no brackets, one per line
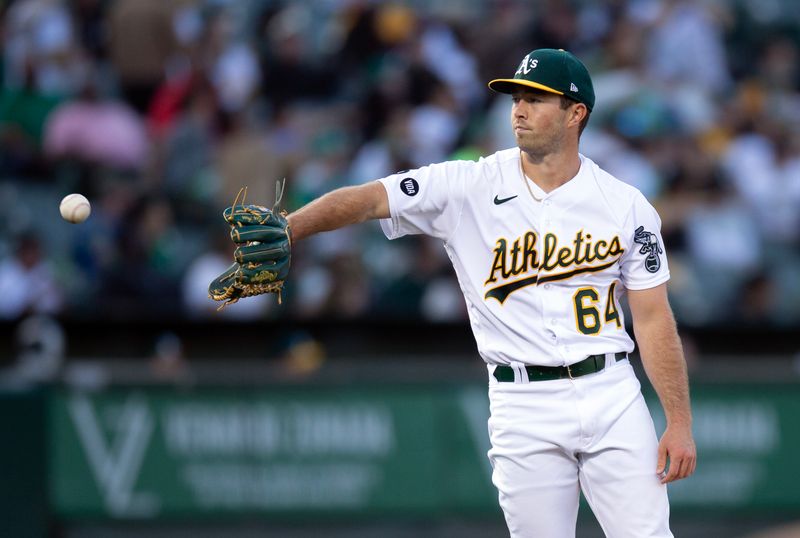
481,147,519,165
471,148,519,182
428,147,517,181
582,155,651,210
435,147,517,169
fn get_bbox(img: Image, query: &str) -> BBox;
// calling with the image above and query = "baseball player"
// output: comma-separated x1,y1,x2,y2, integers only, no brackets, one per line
212,48,696,537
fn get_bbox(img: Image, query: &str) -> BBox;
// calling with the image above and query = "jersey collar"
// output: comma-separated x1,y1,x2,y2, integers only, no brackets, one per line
518,153,589,202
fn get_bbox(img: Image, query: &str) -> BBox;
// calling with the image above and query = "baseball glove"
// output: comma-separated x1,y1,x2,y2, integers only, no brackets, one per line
208,182,291,307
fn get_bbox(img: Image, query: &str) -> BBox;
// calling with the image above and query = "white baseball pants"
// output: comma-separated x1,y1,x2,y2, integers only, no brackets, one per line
487,358,672,538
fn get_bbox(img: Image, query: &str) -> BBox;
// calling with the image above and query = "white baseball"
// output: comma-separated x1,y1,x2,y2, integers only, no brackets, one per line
59,193,91,224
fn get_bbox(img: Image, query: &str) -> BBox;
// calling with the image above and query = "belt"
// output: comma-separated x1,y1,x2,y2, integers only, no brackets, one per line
493,352,627,382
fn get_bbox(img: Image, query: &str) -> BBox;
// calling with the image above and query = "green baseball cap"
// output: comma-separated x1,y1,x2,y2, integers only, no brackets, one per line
488,48,595,111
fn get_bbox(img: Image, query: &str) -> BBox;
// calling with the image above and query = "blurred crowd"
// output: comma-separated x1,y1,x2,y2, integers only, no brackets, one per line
1,0,799,327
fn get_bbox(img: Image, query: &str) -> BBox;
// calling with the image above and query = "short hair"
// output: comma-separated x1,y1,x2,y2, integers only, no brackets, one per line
560,96,590,137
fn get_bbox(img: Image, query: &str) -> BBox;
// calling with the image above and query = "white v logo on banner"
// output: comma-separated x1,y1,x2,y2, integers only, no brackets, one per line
68,394,159,517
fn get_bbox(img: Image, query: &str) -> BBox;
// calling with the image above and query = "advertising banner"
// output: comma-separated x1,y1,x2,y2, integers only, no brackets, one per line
49,382,800,519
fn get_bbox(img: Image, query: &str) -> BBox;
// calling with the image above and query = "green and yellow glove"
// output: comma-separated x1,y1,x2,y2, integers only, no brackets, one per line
208,184,291,307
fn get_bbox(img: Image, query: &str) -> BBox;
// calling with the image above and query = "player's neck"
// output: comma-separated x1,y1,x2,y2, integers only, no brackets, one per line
520,150,581,193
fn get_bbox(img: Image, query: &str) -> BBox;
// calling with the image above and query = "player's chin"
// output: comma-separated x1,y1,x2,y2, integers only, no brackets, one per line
516,139,547,157
514,134,533,150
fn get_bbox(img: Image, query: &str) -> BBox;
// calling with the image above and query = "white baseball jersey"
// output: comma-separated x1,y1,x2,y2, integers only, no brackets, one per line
378,148,669,367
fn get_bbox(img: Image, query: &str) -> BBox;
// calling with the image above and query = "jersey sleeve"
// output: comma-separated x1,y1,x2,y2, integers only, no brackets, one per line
619,192,670,290
377,160,468,241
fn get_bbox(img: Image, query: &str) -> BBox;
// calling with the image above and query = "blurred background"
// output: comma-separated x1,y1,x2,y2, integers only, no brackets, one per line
0,0,799,536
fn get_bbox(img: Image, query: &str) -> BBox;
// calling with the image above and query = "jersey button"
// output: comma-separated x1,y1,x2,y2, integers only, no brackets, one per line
544,284,551,289
543,200,551,206
550,318,557,325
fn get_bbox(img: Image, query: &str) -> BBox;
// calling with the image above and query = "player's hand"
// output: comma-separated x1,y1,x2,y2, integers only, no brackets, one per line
656,423,696,484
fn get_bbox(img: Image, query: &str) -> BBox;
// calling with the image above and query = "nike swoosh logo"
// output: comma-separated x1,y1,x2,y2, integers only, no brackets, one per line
493,194,518,205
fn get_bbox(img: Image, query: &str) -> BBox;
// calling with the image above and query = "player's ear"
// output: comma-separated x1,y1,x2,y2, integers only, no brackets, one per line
569,103,588,129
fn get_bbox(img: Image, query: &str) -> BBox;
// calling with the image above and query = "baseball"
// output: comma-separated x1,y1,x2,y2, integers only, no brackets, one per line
59,193,91,223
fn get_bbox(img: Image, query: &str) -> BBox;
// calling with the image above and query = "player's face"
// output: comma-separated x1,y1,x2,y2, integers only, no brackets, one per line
510,89,570,157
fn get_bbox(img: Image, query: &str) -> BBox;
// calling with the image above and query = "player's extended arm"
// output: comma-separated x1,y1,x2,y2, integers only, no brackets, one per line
287,181,390,241
208,181,389,305
627,283,697,484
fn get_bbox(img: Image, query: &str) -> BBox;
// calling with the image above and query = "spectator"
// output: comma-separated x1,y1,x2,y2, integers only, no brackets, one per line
0,232,63,319
107,0,179,113
721,122,800,246
0,61,62,175
44,72,150,171
3,0,88,96
643,0,732,94
98,195,181,317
